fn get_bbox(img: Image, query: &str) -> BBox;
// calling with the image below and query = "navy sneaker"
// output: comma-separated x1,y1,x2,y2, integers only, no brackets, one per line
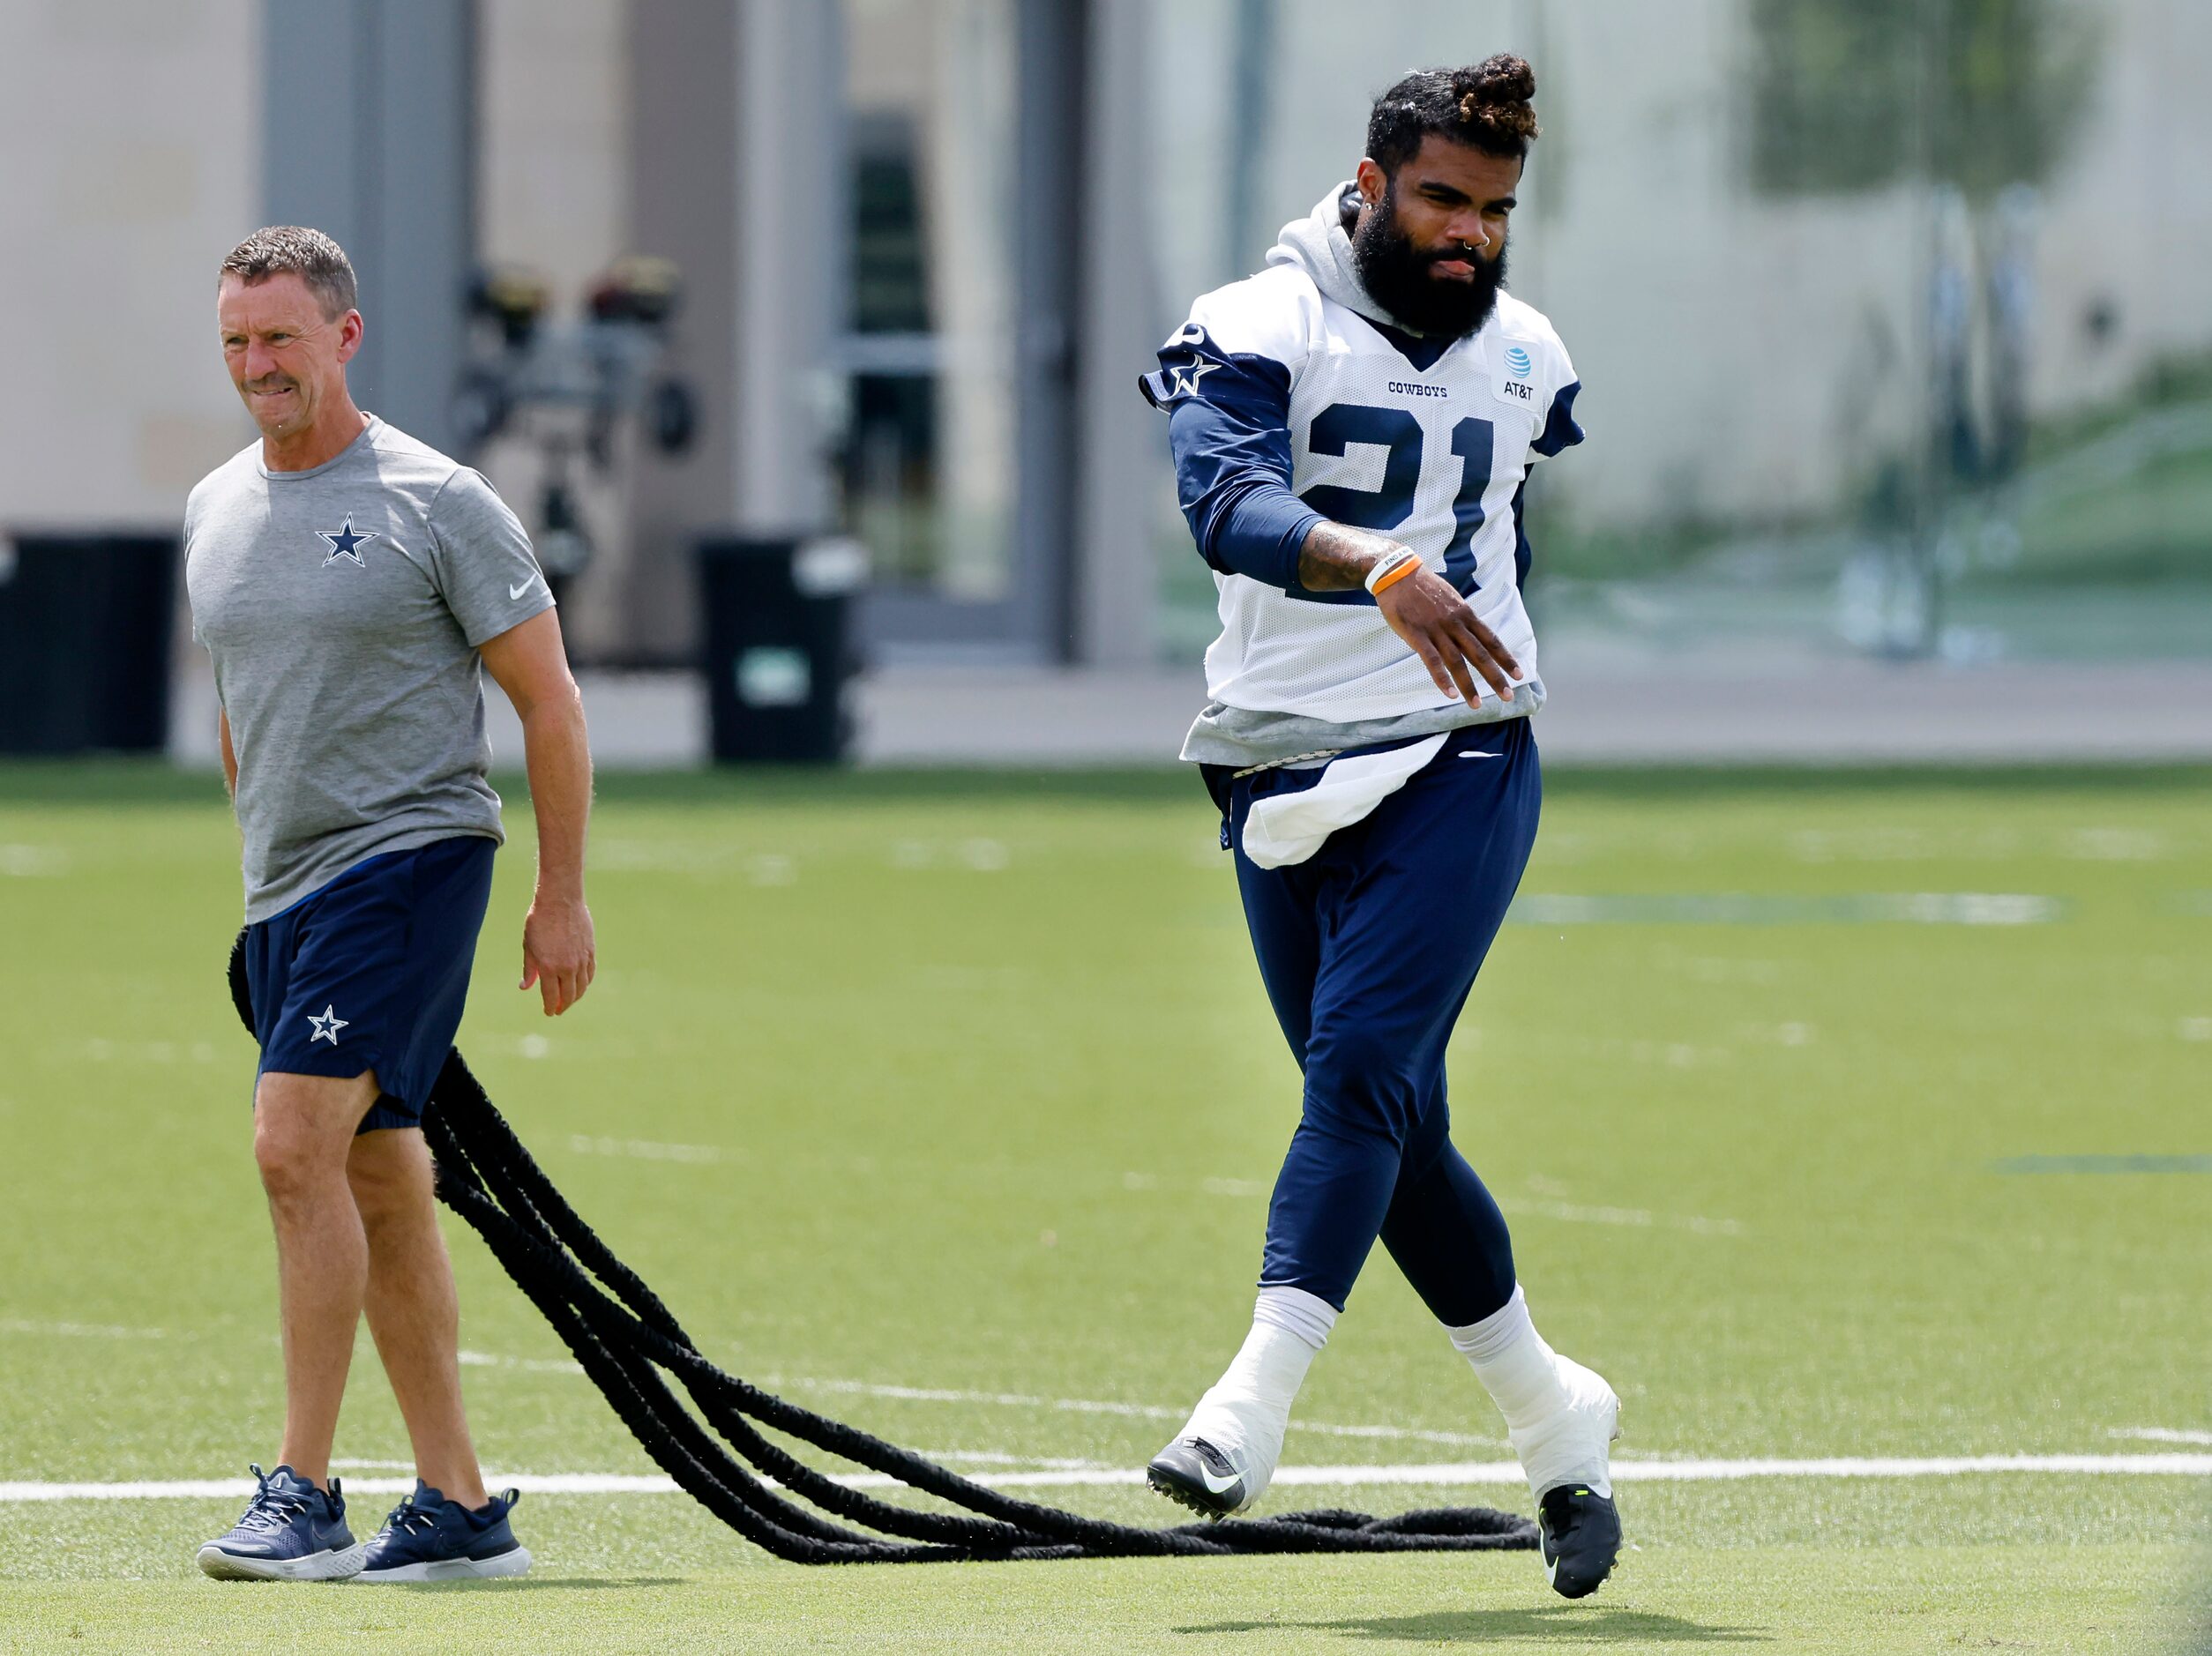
357,1481,532,1582
197,1465,363,1581
1537,1482,1624,1599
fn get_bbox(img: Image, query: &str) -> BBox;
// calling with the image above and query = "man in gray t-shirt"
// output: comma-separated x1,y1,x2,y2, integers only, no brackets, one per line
187,413,555,921
186,227,594,1585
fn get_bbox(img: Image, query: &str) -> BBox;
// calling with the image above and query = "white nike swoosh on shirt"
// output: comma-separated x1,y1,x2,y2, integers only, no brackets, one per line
510,578,541,600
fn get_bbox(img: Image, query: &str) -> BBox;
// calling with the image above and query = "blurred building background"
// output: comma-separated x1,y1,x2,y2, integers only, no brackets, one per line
3,0,2208,765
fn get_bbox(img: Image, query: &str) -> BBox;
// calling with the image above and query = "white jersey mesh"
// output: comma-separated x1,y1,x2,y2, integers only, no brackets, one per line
1179,274,1578,726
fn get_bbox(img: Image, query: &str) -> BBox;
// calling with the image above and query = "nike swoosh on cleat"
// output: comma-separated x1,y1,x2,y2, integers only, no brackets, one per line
1199,1467,1240,1496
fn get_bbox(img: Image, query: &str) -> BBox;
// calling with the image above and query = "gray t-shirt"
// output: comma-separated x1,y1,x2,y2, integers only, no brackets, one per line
184,415,555,922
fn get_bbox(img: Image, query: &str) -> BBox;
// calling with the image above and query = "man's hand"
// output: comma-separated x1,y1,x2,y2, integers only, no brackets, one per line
520,893,595,1017
1296,522,1521,704
482,608,596,1018
1377,566,1520,705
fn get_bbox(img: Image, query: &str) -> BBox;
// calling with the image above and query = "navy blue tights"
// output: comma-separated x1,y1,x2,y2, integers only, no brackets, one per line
1214,720,1539,1326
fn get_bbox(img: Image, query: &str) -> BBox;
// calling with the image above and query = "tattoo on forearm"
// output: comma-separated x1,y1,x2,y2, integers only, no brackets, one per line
1297,521,1406,592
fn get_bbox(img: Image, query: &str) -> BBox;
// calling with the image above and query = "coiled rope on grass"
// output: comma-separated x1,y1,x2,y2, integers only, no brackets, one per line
228,932,1537,1563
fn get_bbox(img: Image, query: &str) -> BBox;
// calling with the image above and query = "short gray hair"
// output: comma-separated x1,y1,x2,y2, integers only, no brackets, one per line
218,226,358,318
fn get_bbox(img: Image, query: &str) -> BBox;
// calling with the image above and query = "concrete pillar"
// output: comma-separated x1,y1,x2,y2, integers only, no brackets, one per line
733,0,847,536
1071,0,1160,668
1013,0,1084,659
624,0,844,659
624,0,741,658
263,0,476,459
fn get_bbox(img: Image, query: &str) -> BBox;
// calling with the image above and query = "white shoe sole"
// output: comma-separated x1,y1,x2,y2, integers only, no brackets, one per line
196,1541,365,1582
355,1545,532,1583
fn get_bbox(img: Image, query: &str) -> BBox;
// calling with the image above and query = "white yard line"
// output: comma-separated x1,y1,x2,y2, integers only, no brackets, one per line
566,1135,729,1165
5,1454,2209,1504
0,1318,1478,1447
14,1315,2196,1469
2110,1427,2212,1445
1496,1197,1745,1237
757,1374,1497,1448
457,1348,587,1376
1507,892,2061,927
0,1476,679,1503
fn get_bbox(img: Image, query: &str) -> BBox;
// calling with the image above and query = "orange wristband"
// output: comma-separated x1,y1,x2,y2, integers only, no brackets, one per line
1368,555,1421,596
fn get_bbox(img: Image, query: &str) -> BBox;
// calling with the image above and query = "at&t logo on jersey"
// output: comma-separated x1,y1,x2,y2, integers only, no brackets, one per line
1499,344,1536,401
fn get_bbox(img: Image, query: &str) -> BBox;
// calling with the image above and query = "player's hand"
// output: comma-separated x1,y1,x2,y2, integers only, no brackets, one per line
1377,566,1521,705
520,893,595,1017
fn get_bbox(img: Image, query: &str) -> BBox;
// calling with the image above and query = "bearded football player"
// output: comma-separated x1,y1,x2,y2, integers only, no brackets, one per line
1137,56,1622,1598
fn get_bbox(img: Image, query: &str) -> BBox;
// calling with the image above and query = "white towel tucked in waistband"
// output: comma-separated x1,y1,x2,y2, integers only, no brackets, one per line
1238,735,1448,869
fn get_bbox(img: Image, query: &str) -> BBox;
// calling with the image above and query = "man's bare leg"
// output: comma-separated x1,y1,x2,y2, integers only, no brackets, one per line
348,1126,489,1510
253,1069,381,1487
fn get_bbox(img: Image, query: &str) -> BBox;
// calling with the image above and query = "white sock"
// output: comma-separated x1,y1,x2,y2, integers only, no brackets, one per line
1178,1284,1337,1498
1449,1285,1618,1500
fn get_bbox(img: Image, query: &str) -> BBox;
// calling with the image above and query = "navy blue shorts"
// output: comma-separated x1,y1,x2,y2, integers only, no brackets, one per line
244,834,497,1134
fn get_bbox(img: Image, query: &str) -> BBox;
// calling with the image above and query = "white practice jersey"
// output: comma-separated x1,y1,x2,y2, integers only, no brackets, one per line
1144,189,1582,740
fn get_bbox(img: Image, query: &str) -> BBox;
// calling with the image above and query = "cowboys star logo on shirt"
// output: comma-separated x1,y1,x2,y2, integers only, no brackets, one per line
317,515,379,568
1140,322,1226,406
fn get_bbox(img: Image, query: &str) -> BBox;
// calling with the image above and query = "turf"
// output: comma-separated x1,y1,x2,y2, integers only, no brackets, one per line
2,762,2208,1652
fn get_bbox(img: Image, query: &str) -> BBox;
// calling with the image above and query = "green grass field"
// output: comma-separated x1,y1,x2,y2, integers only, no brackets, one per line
3,763,2208,1653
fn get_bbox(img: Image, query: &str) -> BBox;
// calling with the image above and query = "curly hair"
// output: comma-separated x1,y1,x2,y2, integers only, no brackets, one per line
218,226,358,319
1366,54,1540,172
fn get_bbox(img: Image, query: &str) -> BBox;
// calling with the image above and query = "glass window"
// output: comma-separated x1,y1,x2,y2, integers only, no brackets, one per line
841,0,1020,605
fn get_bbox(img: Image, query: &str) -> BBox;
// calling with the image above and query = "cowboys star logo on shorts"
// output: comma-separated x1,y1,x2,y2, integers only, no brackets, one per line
308,1005,349,1045
318,515,379,568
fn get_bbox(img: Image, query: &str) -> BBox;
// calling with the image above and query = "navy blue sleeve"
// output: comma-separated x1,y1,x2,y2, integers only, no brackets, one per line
1531,379,1585,459
1140,327,1321,591
1509,480,1535,589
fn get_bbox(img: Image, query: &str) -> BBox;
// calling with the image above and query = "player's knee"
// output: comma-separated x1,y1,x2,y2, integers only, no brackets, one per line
1302,1032,1422,1137
347,1142,428,1230
251,1076,360,1201
1304,1026,1386,1085
251,1114,328,1204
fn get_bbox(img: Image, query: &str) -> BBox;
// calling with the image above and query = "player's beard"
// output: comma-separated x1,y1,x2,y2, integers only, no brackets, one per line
1351,190,1508,339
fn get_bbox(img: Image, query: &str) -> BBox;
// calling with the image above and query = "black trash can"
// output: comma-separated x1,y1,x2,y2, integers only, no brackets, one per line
696,535,862,764
0,533,179,754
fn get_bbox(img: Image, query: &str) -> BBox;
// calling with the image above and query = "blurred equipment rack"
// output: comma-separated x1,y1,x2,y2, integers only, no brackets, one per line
453,256,699,609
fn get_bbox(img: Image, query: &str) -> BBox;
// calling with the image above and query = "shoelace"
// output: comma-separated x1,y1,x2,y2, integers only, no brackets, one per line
382,1499,444,1537
235,1466,312,1535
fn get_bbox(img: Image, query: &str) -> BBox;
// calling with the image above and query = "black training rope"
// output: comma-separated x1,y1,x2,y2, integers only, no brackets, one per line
228,932,1536,1563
